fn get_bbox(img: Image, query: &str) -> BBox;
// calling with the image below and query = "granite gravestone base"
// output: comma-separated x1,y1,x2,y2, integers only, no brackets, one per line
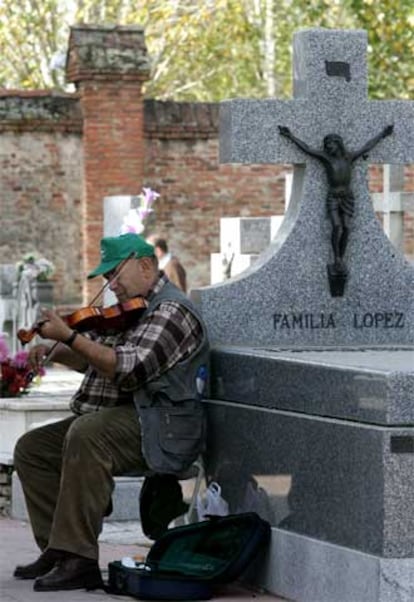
206,349,414,601
192,28,414,602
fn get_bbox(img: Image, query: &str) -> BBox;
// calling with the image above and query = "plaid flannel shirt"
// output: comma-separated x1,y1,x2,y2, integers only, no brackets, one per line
70,274,203,415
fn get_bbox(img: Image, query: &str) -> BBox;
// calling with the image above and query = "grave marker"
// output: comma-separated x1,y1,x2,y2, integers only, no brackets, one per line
192,29,414,601
193,28,414,347
373,164,414,254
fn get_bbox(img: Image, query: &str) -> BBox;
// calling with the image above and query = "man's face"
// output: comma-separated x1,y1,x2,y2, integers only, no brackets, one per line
104,258,154,302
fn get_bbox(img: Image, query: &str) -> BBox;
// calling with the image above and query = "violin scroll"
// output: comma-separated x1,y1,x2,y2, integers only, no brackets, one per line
17,319,49,345
17,327,38,345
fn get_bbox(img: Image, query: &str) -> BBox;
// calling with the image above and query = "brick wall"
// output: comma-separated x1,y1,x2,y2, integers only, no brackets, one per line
66,25,150,302
0,91,83,304
1,26,413,307
0,93,413,304
143,100,288,289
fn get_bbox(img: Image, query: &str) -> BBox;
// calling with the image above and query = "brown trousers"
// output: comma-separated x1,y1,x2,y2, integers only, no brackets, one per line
13,404,147,560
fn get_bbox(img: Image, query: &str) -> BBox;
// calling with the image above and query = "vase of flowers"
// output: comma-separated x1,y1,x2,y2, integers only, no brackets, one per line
0,335,44,397
16,253,55,305
32,281,54,304
16,253,55,282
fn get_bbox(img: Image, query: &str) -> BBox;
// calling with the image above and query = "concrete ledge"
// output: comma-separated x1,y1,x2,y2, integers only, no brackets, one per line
258,527,414,602
11,473,143,522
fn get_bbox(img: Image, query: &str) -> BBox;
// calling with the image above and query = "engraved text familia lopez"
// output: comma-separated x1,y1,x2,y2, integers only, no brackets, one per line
273,311,405,330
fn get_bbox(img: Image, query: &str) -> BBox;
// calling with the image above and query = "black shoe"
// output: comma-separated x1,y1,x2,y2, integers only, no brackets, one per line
33,556,104,591
13,549,62,580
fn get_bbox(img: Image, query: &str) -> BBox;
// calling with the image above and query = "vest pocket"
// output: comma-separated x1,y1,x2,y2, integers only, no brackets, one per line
138,401,205,474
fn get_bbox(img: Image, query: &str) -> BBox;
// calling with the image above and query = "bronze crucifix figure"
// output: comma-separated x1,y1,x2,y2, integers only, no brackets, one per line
278,124,393,287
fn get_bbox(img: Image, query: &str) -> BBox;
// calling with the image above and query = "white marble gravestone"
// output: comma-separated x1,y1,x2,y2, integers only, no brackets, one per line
210,216,284,284
373,164,414,256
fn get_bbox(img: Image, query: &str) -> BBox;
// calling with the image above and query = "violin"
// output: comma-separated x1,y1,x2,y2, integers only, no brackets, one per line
17,297,148,345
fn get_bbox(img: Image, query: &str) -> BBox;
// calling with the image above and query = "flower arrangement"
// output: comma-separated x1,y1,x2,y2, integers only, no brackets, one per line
16,253,55,282
0,335,44,397
120,187,160,235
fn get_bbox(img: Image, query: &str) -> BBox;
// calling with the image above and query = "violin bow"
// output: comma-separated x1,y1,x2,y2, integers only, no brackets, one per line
87,251,137,306
30,251,138,372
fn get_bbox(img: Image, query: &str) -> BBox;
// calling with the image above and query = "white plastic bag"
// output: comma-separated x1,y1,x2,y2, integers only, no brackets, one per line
196,481,229,521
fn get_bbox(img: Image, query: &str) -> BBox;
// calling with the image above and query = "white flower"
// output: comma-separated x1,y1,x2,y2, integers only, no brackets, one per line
119,187,159,235
120,209,145,235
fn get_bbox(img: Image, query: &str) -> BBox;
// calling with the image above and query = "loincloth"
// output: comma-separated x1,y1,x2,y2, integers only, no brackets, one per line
327,190,354,217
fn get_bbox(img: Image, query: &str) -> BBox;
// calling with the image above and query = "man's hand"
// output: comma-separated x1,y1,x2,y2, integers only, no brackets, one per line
279,125,292,138
37,308,73,343
28,344,51,372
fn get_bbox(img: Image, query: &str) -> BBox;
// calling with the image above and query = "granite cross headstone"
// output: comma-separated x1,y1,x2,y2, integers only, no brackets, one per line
192,29,414,601
193,28,414,347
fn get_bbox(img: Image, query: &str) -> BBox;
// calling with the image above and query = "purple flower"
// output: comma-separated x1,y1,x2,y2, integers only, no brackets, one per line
11,350,29,369
119,188,159,236
142,187,160,210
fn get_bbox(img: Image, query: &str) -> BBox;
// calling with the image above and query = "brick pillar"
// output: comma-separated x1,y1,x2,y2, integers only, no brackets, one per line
66,25,150,302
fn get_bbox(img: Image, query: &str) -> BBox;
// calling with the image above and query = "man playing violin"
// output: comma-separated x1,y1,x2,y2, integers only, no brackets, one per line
13,233,209,592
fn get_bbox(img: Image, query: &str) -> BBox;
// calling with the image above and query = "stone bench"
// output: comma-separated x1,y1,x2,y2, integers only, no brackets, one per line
0,368,144,521
1,367,203,523
11,472,143,522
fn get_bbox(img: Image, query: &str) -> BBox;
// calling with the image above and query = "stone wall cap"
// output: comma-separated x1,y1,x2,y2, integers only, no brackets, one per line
66,23,150,83
0,89,76,99
70,23,145,33
0,92,82,131
145,99,219,138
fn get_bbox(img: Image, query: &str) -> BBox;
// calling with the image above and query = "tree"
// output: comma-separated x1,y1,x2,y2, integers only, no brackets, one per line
0,0,412,100
0,0,68,89
345,0,414,99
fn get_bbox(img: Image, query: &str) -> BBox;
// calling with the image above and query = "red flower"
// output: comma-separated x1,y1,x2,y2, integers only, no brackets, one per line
0,335,41,397
1,359,34,397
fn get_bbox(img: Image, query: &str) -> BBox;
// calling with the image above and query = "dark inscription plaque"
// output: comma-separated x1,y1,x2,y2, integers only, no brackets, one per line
325,60,351,82
391,436,414,454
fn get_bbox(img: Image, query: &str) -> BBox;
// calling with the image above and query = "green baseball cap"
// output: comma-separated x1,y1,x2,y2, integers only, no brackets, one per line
88,233,155,279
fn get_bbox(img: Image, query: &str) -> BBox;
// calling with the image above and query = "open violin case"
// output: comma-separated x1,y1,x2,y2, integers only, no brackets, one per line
107,512,271,600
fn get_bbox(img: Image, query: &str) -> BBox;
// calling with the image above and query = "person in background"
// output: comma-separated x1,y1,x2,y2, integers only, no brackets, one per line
12,233,208,592
150,237,187,293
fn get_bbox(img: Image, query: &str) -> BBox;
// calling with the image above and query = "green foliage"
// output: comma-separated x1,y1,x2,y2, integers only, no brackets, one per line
0,0,412,100
345,0,414,99
141,0,265,101
0,0,69,88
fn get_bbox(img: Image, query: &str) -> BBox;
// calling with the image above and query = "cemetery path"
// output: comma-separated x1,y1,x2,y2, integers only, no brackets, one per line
1,369,285,600
0,506,285,602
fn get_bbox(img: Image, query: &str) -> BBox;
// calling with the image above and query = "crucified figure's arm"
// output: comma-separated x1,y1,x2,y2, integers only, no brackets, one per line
352,124,394,161
278,126,325,160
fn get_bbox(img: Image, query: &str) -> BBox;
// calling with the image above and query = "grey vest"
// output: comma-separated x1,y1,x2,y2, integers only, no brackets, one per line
133,282,209,475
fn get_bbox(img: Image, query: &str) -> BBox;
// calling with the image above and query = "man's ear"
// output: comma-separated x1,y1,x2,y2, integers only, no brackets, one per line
140,256,156,274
